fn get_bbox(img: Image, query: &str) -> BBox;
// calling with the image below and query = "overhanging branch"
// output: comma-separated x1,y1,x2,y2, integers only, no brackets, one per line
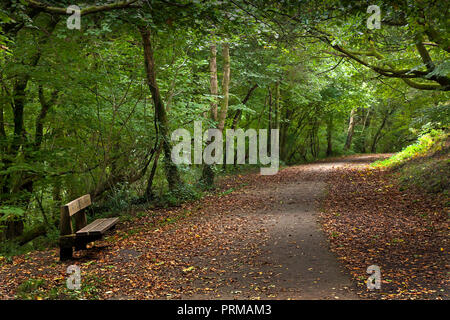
26,0,140,16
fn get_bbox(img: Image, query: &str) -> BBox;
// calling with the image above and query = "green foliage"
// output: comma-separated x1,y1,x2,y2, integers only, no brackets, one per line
0,206,25,223
158,184,202,207
16,278,46,299
372,130,448,168
0,241,26,260
16,273,103,300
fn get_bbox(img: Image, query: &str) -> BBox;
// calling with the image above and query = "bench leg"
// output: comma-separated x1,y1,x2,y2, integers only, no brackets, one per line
60,246,73,261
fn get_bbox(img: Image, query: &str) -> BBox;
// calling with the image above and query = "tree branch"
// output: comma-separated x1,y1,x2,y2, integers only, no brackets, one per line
26,0,140,16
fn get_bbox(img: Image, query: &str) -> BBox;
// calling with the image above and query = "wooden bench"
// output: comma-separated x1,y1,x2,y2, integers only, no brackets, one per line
59,194,118,261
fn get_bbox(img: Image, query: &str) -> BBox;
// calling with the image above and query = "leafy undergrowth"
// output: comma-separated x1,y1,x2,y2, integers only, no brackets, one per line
320,165,448,299
372,129,448,169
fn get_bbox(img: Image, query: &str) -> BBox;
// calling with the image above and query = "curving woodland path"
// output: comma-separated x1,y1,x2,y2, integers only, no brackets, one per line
181,154,389,300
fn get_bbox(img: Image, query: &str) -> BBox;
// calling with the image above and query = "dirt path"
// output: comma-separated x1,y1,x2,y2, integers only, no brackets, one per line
182,154,390,300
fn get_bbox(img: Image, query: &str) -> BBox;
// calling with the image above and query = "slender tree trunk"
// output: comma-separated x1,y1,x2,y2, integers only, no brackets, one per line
371,121,385,153
267,86,272,154
145,145,162,199
140,27,182,191
52,179,62,217
0,91,5,140
274,82,280,130
202,43,230,186
326,114,333,156
201,42,220,186
344,107,357,150
209,44,218,121
280,107,291,161
231,84,258,130
0,87,7,194
217,43,230,132
361,107,373,153
371,108,394,153
310,122,319,158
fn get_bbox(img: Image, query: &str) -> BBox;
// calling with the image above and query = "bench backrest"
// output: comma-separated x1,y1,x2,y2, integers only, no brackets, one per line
60,194,91,236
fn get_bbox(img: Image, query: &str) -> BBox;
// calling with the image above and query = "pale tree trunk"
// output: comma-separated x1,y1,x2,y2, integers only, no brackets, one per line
344,107,357,150
209,44,218,121
274,82,280,130
217,43,230,132
267,86,272,154
202,43,230,187
140,27,182,191
280,106,291,161
201,43,220,187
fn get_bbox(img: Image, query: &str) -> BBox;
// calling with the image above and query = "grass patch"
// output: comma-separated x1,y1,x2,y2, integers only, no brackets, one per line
372,129,448,168
16,273,103,300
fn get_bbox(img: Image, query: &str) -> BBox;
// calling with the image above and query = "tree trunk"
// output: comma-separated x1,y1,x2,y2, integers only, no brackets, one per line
326,114,333,157
360,107,373,153
225,84,258,171
344,107,357,150
274,82,280,130
309,122,319,158
202,43,230,186
267,86,272,154
140,27,182,191
280,107,291,161
145,145,162,199
217,43,230,132
209,43,218,121
231,84,258,130
16,224,46,246
371,109,391,153
370,121,385,153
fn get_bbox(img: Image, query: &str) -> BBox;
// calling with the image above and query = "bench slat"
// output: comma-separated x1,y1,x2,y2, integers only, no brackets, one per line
65,194,91,216
78,218,104,233
76,217,119,236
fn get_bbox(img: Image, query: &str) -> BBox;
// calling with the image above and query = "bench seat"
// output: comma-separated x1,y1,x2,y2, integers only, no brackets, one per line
76,217,119,237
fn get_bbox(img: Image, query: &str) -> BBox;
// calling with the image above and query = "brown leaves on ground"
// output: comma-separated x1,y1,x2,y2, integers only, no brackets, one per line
320,166,448,300
0,171,273,300
0,156,447,300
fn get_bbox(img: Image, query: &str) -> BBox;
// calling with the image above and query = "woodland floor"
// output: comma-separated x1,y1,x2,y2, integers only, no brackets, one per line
0,154,448,300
